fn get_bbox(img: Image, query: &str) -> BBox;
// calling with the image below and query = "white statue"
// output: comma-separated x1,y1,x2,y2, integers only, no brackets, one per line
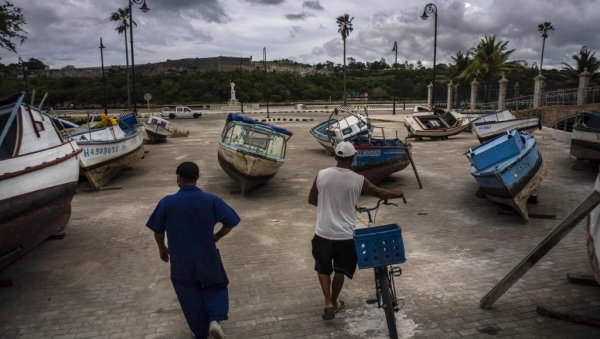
229,80,239,105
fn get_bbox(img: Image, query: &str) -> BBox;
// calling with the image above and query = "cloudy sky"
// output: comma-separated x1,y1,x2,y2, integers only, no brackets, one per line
2,0,599,70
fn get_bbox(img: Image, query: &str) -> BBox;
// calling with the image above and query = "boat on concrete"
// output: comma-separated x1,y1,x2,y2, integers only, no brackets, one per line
471,109,540,143
465,129,545,221
144,115,171,143
310,106,371,154
69,112,144,189
570,111,600,163
588,174,600,284
404,110,471,140
350,128,412,184
218,113,293,193
0,93,81,270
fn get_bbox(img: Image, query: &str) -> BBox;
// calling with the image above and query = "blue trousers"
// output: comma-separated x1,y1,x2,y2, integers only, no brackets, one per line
171,256,229,339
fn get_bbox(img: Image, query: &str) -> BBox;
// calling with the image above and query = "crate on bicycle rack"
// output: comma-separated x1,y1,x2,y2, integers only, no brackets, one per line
353,223,406,269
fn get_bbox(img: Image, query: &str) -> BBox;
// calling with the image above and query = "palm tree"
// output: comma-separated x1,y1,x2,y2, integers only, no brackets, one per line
336,13,354,105
561,46,599,84
460,35,516,85
537,22,554,71
449,50,471,81
110,7,136,108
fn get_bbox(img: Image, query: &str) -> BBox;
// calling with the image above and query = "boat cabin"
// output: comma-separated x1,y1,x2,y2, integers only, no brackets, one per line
221,122,289,159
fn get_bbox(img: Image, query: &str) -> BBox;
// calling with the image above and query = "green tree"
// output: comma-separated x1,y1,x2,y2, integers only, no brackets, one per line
449,50,470,81
0,1,27,54
537,21,554,71
336,13,353,104
460,35,516,86
561,46,599,84
110,7,135,108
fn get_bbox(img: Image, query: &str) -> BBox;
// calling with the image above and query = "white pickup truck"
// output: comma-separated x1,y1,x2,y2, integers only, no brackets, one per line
160,106,202,119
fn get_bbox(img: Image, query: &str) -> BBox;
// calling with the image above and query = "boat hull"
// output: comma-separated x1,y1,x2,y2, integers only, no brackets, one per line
145,128,168,143
217,145,283,193
473,118,540,142
587,175,600,284
78,127,144,189
570,128,600,162
404,114,470,139
471,139,545,221
351,142,412,183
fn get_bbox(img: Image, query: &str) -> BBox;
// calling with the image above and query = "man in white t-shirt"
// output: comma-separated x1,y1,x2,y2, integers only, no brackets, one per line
308,141,404,320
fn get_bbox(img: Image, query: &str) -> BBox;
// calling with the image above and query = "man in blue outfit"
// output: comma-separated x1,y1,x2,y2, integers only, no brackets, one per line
147,162,240,339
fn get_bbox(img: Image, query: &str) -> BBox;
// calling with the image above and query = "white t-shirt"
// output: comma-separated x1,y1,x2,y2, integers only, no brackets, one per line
315,167,364,240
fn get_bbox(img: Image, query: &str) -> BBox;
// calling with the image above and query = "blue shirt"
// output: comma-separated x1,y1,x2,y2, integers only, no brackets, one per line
146,185,240,260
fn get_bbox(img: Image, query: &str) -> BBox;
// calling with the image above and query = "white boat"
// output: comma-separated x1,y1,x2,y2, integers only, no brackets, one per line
144,115,171,143
404,110,471,139
218,113,292,193
310,106,371,154
571,111,600,163
588,174,600,284
70,113,144,189
0,93,81,270
471,109,540,143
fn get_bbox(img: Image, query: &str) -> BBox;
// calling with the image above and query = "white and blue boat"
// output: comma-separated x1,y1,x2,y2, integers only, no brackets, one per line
571,110,600,163
350,133,412,184
465,129,546,221
69,112,144,189
310,106,370,154
218,113,293,193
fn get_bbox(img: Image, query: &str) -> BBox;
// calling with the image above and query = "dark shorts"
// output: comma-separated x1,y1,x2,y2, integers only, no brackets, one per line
311,234,358,279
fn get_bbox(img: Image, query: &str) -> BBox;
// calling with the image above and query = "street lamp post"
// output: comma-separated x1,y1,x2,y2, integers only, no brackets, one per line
239,59,244,114
392,41,398,115
128,0,150,115
18,57,29,93
99,37,108,115
421,3,437,108
263,47,270,119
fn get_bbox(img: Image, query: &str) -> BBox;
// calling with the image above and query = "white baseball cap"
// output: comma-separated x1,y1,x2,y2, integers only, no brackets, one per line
335,141,356,157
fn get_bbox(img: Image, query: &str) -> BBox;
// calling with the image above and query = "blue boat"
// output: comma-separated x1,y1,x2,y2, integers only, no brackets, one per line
351,135,412,184
465,129,545,221
310,106,371,154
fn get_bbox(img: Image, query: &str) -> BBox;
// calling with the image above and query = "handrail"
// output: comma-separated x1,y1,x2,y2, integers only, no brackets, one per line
0,93,25,148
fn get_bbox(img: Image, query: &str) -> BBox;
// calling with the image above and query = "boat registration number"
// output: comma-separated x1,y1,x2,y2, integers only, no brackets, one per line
357,149,381,157
83,145,126,158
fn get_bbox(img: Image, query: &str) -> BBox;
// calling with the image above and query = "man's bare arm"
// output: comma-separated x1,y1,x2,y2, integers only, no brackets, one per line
308,177,318,206
154,232,169,262
214,226,233,243
361,177,404,200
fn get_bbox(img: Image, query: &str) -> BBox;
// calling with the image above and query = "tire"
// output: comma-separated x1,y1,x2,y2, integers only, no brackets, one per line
377,267,398,339
193,113,199,118
169,113,176,119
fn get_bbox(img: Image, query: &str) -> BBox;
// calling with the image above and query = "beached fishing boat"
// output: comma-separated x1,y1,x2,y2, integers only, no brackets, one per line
404,110,471,139
465,129,545,221
0,93,81,270
571,111,600,163
588,174,600,284
70,113,144,189
310,106,371,154
218,113,293,193
350,131,412,184
144,115,171,143
471,109,540,143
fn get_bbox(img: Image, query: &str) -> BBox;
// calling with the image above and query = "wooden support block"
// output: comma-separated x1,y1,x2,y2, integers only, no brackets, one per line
537,306,600,328
567,273,600,286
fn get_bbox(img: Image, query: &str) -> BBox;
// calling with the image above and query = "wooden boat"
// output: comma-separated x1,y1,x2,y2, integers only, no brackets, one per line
144,115,171,143
0,93,81,270
570,111,600,163
465,129,545,221
310,106,371,154
218,113,293,193
471,109,540,143
587,174,600,284
350,129,412,184
69,113,144,189
404,110,471,139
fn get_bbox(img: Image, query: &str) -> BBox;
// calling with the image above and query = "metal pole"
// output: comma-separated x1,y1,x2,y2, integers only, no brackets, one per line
239,59,244,114
100,37,108,115
128,0,136,114
19,57,29,94
392,41,398,115
432,11,437,108
263,47,270,118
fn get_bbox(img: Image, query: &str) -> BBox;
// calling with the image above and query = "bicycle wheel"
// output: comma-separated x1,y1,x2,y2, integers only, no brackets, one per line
377,267,398,339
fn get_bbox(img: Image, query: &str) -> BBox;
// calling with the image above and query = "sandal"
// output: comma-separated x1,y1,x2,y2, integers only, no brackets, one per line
334,300,345,313
322,306,336,320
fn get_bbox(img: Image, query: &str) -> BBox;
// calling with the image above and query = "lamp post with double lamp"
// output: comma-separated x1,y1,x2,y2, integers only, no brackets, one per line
99,37,108,115
392,41,398,115
128,0,150,115
420,3,437,108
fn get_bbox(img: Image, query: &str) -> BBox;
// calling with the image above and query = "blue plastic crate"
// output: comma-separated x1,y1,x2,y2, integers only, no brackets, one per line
353,223,406,269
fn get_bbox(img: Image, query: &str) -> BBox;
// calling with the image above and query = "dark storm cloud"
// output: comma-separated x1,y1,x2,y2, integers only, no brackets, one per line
303,1,323,11
244,0,285,5
149,0,229,23
285,13,309,21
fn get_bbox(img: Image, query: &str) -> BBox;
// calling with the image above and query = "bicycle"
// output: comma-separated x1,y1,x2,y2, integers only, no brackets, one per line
354,197,407,339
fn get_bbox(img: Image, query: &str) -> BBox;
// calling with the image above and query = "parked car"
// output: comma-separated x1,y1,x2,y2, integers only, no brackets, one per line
160,106,202,119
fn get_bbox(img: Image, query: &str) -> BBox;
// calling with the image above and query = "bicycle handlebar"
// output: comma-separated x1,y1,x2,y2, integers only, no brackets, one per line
355,196,406,214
